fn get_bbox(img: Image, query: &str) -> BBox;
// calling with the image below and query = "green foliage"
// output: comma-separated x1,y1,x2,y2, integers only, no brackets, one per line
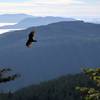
0,71,97,100
76,68,100,100
0,68,20,83
0,68,20,100
0,73,96,100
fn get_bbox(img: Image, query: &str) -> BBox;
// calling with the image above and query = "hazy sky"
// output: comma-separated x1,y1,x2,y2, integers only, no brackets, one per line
0,0,99,18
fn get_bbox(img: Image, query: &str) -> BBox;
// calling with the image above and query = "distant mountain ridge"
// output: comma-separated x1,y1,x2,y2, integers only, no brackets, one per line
0,16,76,29
0,21,100,90
82,18,100,24
0,14,33,23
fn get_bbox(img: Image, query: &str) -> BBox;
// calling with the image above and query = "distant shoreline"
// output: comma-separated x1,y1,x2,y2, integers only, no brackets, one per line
0,23,17,34
0,23,16,27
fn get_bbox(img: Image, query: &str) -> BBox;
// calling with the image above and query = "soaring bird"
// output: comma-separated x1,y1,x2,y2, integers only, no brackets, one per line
26,31,37,48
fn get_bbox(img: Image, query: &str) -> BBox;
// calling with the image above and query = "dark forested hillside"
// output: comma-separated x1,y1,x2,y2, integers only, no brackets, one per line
0,73,96,100
0,21,100,90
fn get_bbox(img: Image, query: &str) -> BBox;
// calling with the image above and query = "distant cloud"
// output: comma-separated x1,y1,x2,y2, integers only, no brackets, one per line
0,0,29,2
0,0,99,18
32,0,85,5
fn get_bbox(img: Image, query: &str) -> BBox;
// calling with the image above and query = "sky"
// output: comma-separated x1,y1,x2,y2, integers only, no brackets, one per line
0,0,100,18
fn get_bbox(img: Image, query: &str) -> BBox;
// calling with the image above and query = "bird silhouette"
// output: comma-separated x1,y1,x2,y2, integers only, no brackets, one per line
26,31,37,48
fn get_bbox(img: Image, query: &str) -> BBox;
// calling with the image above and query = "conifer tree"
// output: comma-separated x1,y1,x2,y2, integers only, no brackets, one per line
76,68,100,100
0,68,20,83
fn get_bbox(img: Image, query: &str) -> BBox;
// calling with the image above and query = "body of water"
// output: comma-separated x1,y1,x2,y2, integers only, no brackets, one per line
0,23,21,34
0,29,22,34
0,23,16,27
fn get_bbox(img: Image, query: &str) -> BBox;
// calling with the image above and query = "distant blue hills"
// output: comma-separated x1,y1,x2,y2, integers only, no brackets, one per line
0,16,75,29
0,14,33,23
0,21,100,90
